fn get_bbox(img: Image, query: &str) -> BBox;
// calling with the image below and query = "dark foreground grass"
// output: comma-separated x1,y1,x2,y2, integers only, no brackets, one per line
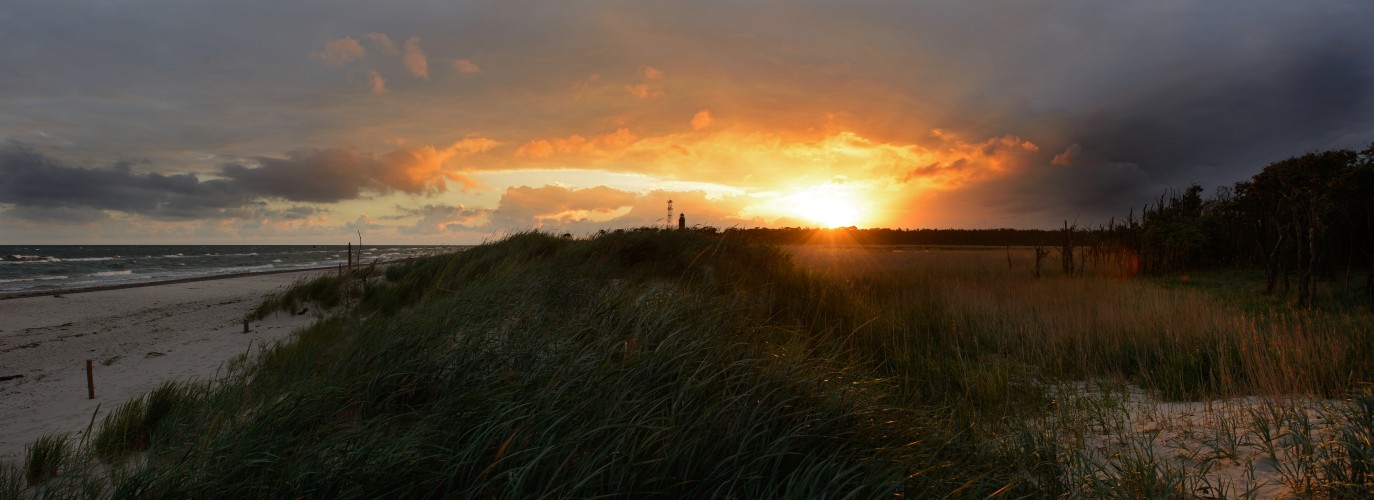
24,433,71,487
14,230,1374,497
92,229,1033,497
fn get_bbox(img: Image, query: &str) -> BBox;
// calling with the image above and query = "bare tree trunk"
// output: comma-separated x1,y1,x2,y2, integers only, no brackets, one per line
1264,233,1284,294
1060,220,1076,277
1034,245,1049,278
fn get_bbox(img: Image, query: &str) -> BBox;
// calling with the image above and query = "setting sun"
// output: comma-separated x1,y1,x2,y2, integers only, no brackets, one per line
788,184,865,228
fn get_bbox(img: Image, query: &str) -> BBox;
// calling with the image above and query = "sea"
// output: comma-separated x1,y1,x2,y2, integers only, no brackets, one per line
0,245,467,295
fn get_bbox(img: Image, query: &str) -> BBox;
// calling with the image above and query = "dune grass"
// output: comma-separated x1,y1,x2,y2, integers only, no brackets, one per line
91,381,198,461
23,433,71,487
789,245,1374,402
11,228,1373,497
93,229,1028,497
0,461,21,500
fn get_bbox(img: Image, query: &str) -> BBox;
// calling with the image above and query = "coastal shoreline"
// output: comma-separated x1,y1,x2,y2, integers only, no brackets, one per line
0,269,327,463
0,265,343,301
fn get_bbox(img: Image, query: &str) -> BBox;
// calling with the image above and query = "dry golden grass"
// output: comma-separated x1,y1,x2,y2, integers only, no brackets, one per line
788,245,1374,400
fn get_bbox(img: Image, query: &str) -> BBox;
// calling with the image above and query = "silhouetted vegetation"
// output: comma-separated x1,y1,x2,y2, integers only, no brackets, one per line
1121,144,1374,309
732,142,1374,309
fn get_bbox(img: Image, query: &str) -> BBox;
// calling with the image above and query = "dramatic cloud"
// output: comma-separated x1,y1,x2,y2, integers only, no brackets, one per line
0,142,248,220
482,185,765,234
221,140,491,202
403,36,429,79
0,140,492,221
3,1,1373,243
1055,44,1374,187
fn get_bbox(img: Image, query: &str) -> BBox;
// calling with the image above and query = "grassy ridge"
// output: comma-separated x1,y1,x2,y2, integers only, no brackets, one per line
102,229,1025,497
6,229,1372,497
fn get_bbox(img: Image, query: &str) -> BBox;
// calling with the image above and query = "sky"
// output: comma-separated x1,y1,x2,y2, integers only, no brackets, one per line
2,1,1372,244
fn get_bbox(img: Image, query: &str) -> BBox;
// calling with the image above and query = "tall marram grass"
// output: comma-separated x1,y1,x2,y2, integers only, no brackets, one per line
101,229,1032,497
790,245,1374,402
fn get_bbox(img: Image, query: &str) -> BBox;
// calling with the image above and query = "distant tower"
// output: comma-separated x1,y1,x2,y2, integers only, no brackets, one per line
666,199,674,230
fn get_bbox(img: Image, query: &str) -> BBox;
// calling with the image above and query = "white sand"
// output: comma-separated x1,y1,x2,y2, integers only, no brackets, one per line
0,271,325,464
1055,382,1348,499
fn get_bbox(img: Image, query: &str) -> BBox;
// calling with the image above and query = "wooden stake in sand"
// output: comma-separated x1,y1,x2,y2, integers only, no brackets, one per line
86,359,94,399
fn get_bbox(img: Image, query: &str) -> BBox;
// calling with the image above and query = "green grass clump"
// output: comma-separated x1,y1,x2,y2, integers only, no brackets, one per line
92,381,196,461
24,433,71,486
250,274,348,320
1322,391,1374,495
0,461,22,500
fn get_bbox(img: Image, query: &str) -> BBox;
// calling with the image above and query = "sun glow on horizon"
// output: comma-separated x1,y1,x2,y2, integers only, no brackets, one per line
774,183,868,228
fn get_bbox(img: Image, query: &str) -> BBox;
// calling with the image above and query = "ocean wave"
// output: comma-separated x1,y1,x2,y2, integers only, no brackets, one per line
89,270,134,277
0,275,69,284
214,264,276,274
3,254,60,263
66,256,118,262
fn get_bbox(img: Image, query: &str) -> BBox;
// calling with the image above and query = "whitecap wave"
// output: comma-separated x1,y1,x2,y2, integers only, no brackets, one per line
89,270,134,277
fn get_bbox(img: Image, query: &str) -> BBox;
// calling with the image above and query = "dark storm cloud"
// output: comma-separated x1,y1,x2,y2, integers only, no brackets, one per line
0,142,249,220
1055,42,1374,187
0,142,468,221
220,150,381,204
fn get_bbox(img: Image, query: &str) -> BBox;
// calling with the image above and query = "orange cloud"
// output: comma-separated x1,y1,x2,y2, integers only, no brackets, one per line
452,58,481,74
364,32,397,54
896,133,1039,187
625,84,661,99
483,185,767,231
368,70,387,94
312,37,365,66
374,138,500,194
691,109,713,130
515,128,639,159
625,65,665,98
491,185,639,225
214,138,496,205
450,137,500,155
404,36,429,79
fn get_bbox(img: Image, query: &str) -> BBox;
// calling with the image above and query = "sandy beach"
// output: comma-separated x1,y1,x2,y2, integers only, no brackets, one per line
0,270,325,464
